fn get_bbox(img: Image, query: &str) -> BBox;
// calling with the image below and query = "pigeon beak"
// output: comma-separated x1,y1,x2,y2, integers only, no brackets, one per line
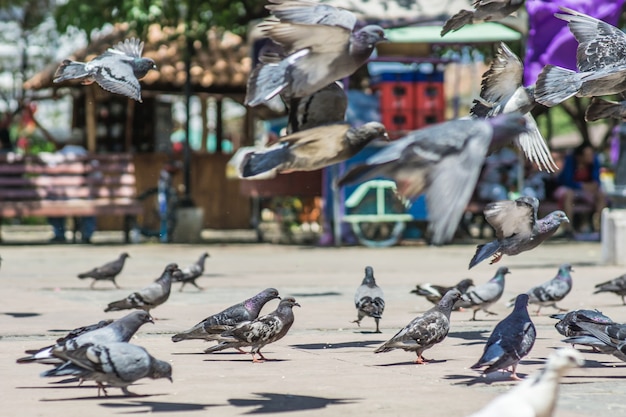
382,132,390,142
294,302,301,307
148,315,155,324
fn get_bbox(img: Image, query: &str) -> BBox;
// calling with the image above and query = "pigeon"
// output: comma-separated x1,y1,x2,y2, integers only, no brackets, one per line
239,122,387,178
374,289,462,364
465,348,584,417
245,1,387,106
470,42,556,172
585,97,626,121
104,263,181,313
204,297,300,362
175,252,210,292
41,342,172,396
471,294,536,380
455,267,510,321
171,288,281,343
17,311,153,365
593,274,626,304
338,113,529,246
535,8,626,107
468,196,569,269
352,266,385,333
441,0,525,37
575,321,626,362
508,264,574,315
553,309,614,350
77,252,130,289
286,81,348,133
411,278,474,307
53,37,156,102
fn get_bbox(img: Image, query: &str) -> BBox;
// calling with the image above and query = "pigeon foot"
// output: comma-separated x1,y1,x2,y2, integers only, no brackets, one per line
489,252,503,265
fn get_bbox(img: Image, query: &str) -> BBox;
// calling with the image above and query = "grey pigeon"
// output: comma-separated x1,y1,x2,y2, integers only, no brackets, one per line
585,97,626,121
338,113,529,246
41,342,172,396
352,266,385,333
469,196,569,269
77,252,130,289
286,81,348,134
575,321,626,362
374,289,462,364
204,297,300,362
441,0,525,36
245,1,386,106
509,264,574,315
470,42,556,172
240,122,387,178
471,294,536,380
535,8,626,107
553,309,614,351
171,288,281,344
465,348,584,417
53,37,156,102
175,252,210,292
104,263,181,313
17,311,153,365
411,278,474,307
455,267,509,321
594,274,626,304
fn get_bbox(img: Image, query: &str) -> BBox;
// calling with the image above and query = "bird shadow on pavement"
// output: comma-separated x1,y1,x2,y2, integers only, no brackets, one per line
444,371,528,386
228,392,356,414
290,291,342,297
375,359,447,367
577,358,626,369
447,330,489,345
290,340,384,350
3,312,41,318
98,400,218,413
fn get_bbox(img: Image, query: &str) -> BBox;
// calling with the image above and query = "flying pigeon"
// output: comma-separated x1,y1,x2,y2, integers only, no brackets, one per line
585,97,626,121
352,266,385,333
53,37,156,102
535,8,626,107
17,311,153,365
553,309,614,351
441,0,525,37
175,252,210,292
245,1,387,106
469,196,569,269
41,342,172,396
455,267,509,321
374,289,462,364
471,294,536,380
77,252,130,289
411,278,474,307
338,113,529,246
465,348,584,417
593,274,626,304
508,264,573,315
286,81,348,133
239,122,387,178
104,263,181,313
470,42,556,172
171,288,281,344
204,297,300,362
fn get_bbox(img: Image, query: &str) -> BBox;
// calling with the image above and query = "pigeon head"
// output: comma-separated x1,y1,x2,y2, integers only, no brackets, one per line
133,57,157,79
120,252,130,259
351,25,387,54
548,210,569,225
347,122,388,150
129,310,155,325
495,266,511,278
457,278,474,293
513,293,530,310
559,263,573,274
438,289,462,310
279,297,301,309
489,112,528,144
362,266,376,286
547,347,584,374
149,358,173,382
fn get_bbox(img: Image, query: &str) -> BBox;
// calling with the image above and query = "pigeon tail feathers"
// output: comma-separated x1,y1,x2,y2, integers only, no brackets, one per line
585,98,621,121
469,240,500,269
53,60,90,82
535,65,580,107
241,146,290,177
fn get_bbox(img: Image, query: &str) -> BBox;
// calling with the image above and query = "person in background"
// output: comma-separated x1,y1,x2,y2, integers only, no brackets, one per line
476,147,519,202
0,112,14,153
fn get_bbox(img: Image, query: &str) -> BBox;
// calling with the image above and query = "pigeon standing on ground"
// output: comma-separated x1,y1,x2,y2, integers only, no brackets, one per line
441,0,525,36
245,1,387,106
374,290,462,364
469,196,569,269
535,8,626,107
553,309,614,350
593,274,626,304
104,263,181,313
239,122,388,178
465,348,584,417
176,252,210,292
470,42,556,172
509,264,574,315
17,311,153,365
204,297,300,362
338,113,528,246
352,266,385,333
575,321,626,362
411,278,474,307
455,267,510,321
471,294,536,380
53,38,156,102
585,97,626,121
77,252,130,289
41,342,172,396
171,288,281,343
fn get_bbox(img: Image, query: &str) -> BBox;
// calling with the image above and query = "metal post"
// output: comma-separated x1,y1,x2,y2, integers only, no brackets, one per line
182,2,194,206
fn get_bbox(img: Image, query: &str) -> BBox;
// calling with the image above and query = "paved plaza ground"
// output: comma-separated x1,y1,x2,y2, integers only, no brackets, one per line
2,238,626,416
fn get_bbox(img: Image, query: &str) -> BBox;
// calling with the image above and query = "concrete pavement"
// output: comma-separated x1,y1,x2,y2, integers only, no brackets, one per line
2,241,625,416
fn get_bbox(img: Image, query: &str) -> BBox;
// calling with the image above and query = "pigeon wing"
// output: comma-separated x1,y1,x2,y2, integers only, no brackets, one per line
266,0,357,30
109,37,145,58
513,113,557,172
91,55,142,101
484,197,536,240
479,42,524,103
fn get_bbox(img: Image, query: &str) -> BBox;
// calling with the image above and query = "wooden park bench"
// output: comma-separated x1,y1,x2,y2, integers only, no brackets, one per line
0,152,142,243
